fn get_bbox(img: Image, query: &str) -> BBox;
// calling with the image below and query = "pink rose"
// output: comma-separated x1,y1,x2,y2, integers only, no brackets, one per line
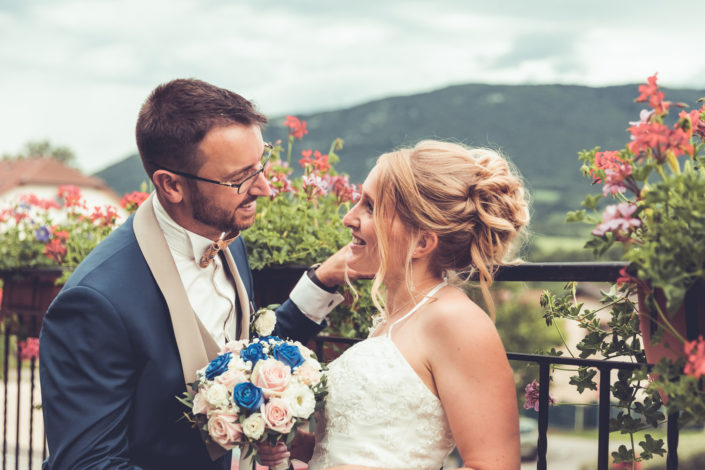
293,362,322,386
192,388,211,416
251,358,291,397
220,339,248,355
215,369,247,390
263,398,294,434
207,411,243,450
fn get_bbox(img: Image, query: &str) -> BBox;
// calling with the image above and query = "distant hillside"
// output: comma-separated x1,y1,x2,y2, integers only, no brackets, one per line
95,82,705,240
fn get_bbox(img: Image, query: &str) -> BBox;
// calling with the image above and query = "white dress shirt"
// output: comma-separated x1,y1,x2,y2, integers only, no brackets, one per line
152,195,343,346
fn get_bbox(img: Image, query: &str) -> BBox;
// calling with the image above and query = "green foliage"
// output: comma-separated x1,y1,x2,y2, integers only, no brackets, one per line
245,195,352,270
626,164,705,315
648,450,705,470
324,279,375,339
546,78,705,464
0,186,141,284
241,125,376,338
2,139,76,165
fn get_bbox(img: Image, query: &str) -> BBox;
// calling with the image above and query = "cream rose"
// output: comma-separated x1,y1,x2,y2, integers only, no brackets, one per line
207,410,242,450
205,383,230,409
294,341,313,360
227,354,251,374
293,359,322,386
263,398,295,434
254,309,277,336
251,358,291,397
281,382,316,419
242,412,266,440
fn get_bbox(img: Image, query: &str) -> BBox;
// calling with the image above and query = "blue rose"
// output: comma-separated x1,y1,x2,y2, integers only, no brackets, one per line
240,342,266,367
204,352,231,380
232,382,264,411
272,343,305,371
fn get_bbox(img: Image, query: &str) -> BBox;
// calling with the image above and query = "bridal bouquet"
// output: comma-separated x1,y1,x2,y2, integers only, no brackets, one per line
178,307,327,466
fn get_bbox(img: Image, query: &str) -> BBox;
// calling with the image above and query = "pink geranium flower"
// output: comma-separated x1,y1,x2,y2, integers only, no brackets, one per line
19,337,39,361
523,380,556,412
592,203,641,238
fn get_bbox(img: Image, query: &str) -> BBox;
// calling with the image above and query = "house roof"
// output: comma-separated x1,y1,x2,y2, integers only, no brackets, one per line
0,157,114,196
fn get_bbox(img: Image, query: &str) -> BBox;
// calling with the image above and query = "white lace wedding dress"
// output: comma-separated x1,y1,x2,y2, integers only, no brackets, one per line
308,282,456,470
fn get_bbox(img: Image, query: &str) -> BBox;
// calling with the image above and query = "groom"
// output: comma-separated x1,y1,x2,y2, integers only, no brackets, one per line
39,78,356,469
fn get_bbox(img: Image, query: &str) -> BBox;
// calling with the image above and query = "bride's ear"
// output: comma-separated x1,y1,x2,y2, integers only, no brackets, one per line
412,232,438,259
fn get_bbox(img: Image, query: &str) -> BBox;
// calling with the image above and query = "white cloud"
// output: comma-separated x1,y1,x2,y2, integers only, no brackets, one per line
0,0,703,173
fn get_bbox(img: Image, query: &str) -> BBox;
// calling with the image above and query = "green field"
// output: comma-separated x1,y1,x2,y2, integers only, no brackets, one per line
531,235,589,253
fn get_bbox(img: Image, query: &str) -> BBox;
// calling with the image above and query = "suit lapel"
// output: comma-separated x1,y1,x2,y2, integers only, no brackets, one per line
134,194,225,461
133,194,220,380
221,246,251,340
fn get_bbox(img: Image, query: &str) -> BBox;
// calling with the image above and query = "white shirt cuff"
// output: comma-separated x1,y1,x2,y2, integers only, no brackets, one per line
289,273,344,324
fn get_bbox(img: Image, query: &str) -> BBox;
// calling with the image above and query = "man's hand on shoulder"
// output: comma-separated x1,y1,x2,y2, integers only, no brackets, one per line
314,244,375,288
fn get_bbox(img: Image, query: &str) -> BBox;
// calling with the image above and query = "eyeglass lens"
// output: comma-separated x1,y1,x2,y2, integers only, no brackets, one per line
236,148,271,194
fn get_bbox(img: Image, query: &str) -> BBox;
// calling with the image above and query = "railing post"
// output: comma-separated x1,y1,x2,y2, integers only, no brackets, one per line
597,367,611,470
537,362,549,470
666,412,679,470
2,319,8,470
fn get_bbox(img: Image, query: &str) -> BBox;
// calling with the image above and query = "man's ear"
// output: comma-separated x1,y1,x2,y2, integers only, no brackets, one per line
412,232,438,258
151,170,185,204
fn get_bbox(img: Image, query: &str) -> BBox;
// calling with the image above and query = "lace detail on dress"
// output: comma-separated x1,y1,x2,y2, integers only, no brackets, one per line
309,282,455,470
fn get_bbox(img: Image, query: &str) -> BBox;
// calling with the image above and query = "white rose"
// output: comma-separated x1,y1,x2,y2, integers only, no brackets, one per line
294,341,314,360
227,355,250,374
205,383,230,409
281,382,316,419
254,309,277,336
303,356,321,371
242,412,266,440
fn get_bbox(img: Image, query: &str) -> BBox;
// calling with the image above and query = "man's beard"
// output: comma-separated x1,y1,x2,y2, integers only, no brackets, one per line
190,188,254,234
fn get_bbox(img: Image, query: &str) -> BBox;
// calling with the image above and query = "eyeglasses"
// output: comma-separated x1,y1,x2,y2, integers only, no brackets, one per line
150,143,272,194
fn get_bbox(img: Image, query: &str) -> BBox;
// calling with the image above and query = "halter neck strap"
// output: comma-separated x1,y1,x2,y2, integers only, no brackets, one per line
387,281,448,338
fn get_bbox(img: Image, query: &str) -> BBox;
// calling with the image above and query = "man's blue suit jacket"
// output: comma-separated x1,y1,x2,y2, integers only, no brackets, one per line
39,214,325,470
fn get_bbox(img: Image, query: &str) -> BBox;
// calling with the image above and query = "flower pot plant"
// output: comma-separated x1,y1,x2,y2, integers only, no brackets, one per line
539,75,705,467
0,185,148,342
243,116,375,339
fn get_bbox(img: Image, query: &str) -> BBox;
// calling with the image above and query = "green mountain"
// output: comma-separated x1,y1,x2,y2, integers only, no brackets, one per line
95,82,705,245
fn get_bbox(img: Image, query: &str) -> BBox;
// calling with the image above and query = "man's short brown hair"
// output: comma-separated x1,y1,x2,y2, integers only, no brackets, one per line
136,78,267,177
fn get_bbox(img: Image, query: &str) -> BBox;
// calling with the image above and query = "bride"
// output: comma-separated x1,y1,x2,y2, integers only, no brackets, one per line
262,140,529,470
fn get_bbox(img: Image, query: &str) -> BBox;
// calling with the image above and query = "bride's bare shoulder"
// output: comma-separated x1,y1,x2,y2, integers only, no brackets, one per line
422,286,503,352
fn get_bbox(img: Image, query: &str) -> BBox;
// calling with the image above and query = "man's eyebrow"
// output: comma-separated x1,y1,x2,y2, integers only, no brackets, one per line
223,164,258,181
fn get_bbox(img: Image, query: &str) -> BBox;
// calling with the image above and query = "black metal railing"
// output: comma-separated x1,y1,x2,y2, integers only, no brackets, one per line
2,262,699,469
1,318,46,470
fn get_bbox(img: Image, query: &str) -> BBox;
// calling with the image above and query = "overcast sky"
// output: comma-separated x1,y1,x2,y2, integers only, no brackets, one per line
2,0,704,173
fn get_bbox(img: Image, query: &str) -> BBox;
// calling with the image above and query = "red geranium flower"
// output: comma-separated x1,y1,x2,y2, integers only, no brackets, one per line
284,116,308,140
58,185,85,208
119,191,149,213
684,336,705,379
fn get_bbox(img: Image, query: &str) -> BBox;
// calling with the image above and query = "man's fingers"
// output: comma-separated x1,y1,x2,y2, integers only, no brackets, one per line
257,441,290,466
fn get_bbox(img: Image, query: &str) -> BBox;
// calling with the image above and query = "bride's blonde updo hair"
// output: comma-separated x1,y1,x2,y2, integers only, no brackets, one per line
371,140,530,319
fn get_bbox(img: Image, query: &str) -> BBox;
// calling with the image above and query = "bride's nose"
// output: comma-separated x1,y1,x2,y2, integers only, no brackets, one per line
342,205,358,229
